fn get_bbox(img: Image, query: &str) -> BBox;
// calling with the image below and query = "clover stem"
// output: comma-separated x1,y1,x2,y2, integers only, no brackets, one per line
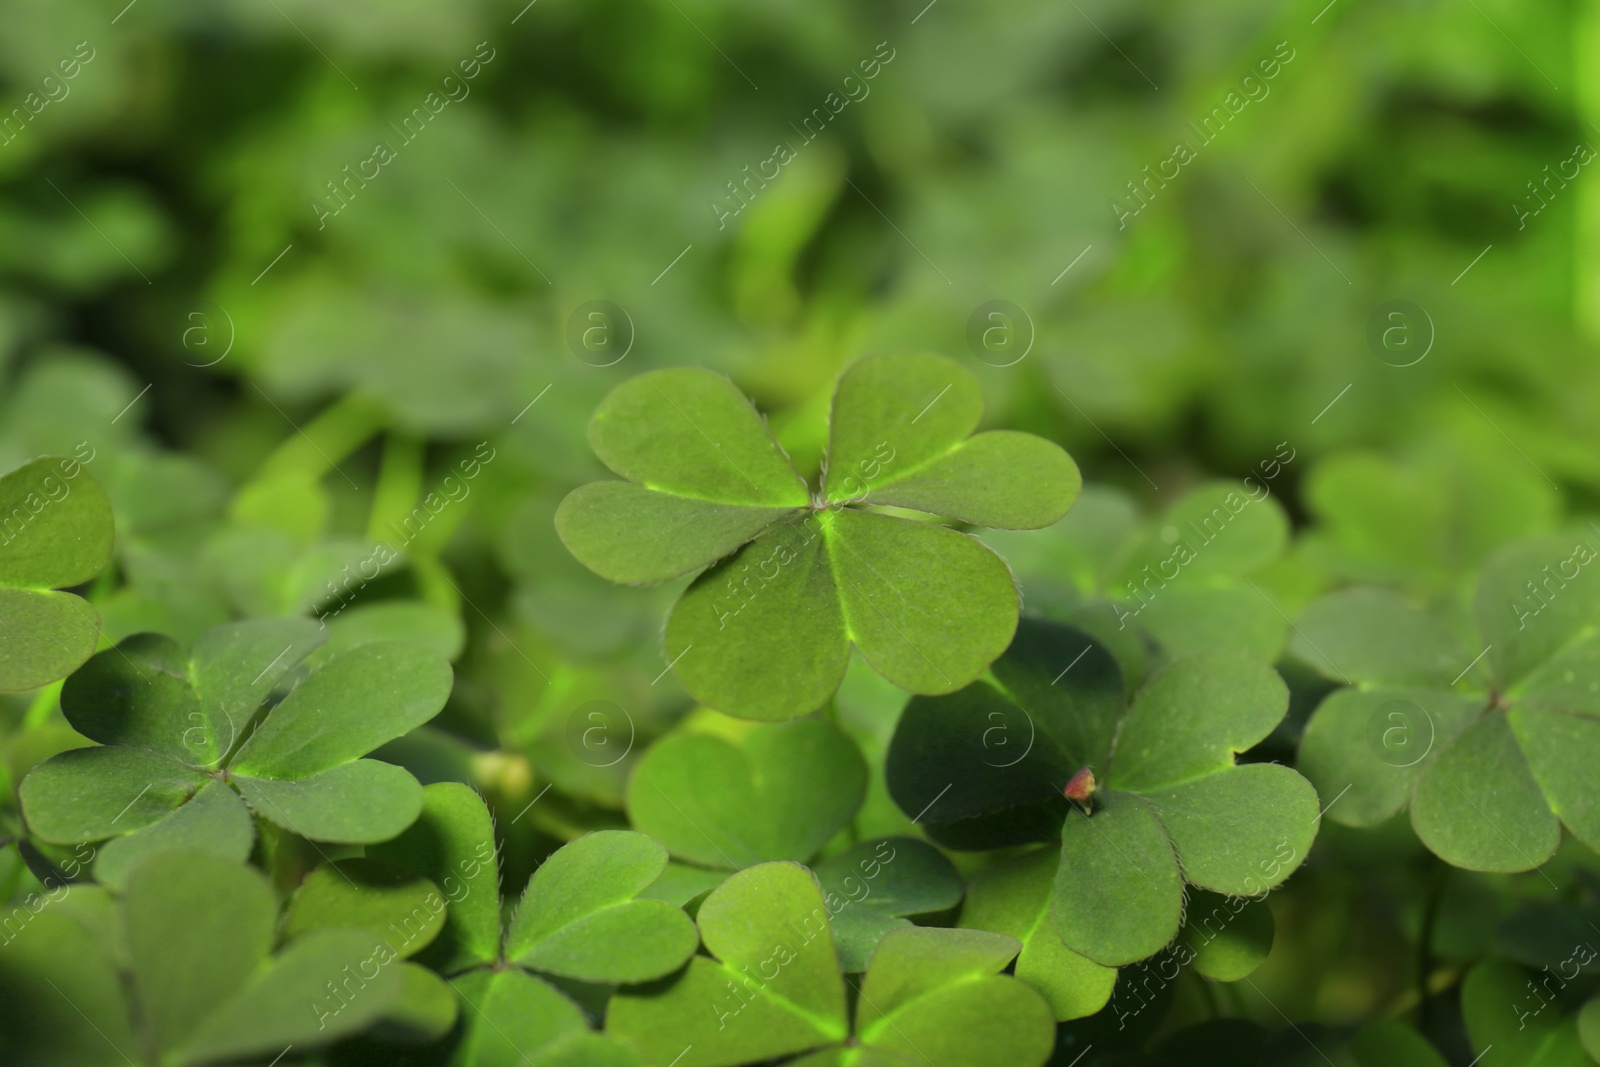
254,392,387,483
1415,857,1450,1034
366,432,425,545
21,680,63,729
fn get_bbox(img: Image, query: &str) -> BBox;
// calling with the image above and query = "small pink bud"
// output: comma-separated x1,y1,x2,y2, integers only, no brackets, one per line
1064,765,1097,815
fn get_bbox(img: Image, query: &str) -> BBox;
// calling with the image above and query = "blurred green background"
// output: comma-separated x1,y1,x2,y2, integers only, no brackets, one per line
2,0,1597,1061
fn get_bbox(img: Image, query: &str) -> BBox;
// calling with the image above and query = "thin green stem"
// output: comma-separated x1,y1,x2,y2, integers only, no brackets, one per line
1416,858,1450,1032
256,393,387,484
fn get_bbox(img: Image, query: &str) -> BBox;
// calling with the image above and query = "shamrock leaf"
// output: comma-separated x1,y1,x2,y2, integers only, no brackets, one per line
886,618,1317,965
625,719,868,869
986,480,1293,665
0,851,405,1066
812,836,963,972
958,846,1116,1020
0,455,115,692
1295,534,1600,871
505,830,700,984
556,354,1080,720
281,857,458,1043
1462,959,1593,1067
1301,437,1561,595
365,782,699,1061
606,861,1054,1067
19,619,453,856
1176,889,1275,982
367,780,503,972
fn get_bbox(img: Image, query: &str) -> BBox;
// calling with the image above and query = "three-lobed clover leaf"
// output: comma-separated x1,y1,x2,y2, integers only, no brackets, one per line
555,353,1081,720
1295,534,1600,872
958,846,1117,1021
606,861,1055,1067
886,617,1318,966
625,719,868,869
368,782,695,1065
0,455,116,692
812,836,963,972
0,850,406,1066
984,479,1293,669
282,858,459,1044
19,617,454,871
1463,959,1593,1066
1300,437,1561,596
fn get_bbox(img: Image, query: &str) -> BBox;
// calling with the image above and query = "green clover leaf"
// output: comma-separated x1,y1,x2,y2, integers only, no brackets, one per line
1463,959,1593,1067
555,354,1080,719
0,851,407,1066
984,480,1293,667
366,782,698,1063
1295,533,1600,872
280,857,458,1043
885,617,1317,965
812,836,962,972
1301,436,1561,595
606,861,1054,1067
958,846,1117,1021
0,455,116,692
624,719,868,869
18,619,453,862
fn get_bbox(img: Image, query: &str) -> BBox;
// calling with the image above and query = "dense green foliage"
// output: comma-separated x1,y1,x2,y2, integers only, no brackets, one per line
3,0,1600,1064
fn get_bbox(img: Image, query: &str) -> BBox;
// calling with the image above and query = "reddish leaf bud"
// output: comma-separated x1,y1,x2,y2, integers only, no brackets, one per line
1064,765,1097,815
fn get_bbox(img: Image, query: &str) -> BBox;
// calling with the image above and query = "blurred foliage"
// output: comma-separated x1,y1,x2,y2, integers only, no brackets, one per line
1,0,1599,1063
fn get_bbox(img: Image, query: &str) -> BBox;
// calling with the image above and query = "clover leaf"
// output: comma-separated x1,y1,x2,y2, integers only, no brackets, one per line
984,480,1293,666
812,836,962,972
1295,534,1600,872
19,618,454,862
886,617,1318,965
606,861,1055,1067
281,858,459,1044
505,829,700,984
958,846,1117,1020
625,719,868,869
0,455,116,692
367,782,698,1063
0,851,406,1066
555,354,1081,720
1176,889,1275,982
1463,959,1593,1066
1301,436,1561,595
